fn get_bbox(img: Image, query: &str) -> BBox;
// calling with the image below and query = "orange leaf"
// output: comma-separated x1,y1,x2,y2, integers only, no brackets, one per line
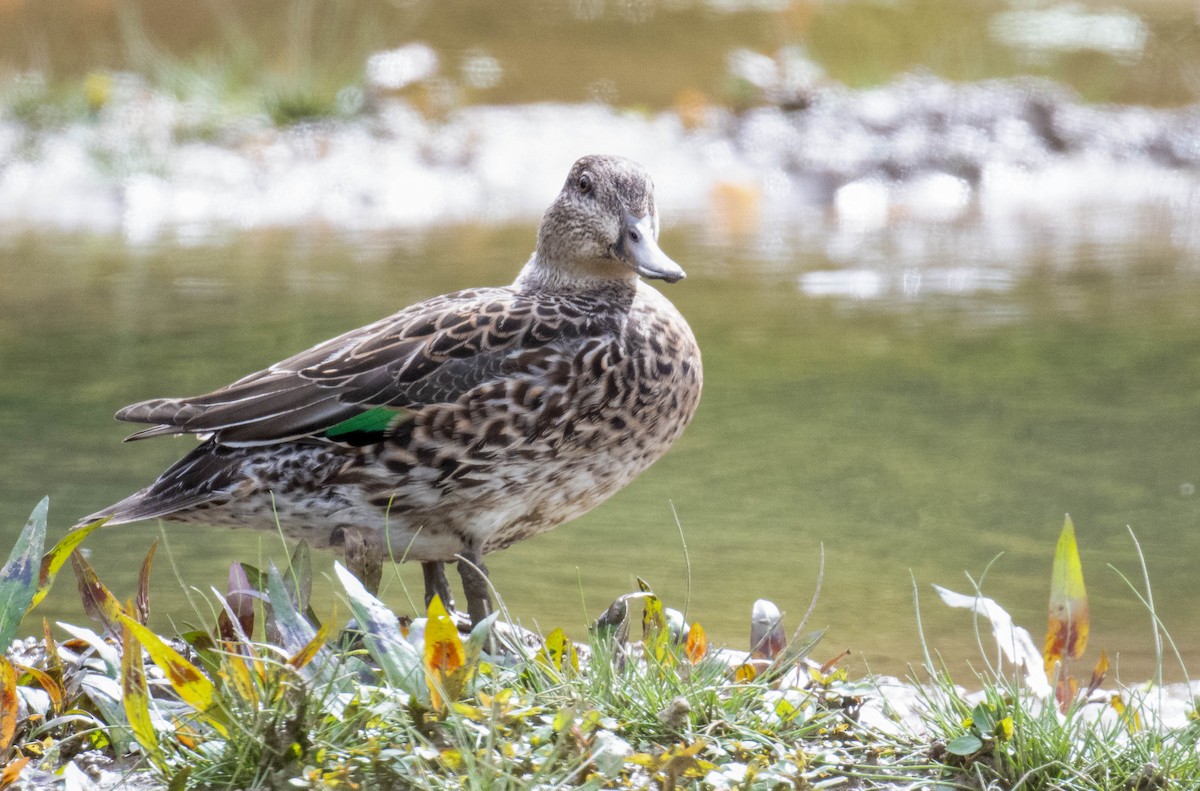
12,663,62,714
424,595,467,712
0,756,29,789
1043,515,1089,676
1085,649,1109,698
685,623,707,664
0,659,15,753
1055,674,1079,713
41,619,62,684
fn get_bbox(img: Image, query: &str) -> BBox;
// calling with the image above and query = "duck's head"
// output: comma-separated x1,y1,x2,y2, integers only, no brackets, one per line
533,155,685,286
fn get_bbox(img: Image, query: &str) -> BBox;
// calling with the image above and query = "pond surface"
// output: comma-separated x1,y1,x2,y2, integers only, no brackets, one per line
2,219,1198,680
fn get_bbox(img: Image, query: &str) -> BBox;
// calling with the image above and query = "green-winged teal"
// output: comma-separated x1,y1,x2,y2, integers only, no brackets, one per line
83,154,703,625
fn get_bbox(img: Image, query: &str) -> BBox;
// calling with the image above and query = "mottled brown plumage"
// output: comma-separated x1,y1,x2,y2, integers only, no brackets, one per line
82,155,703,624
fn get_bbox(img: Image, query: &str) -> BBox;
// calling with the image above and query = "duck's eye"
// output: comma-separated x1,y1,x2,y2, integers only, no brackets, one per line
577,174,593,195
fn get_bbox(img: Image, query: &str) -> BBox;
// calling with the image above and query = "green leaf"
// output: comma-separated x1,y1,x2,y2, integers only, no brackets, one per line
265,564,339,690
945,733,983,756
1044,514,1089,675
334,562,424,700
0,498,49,648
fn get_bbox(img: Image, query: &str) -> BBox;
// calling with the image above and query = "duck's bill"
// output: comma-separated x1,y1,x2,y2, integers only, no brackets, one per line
619,214,686,283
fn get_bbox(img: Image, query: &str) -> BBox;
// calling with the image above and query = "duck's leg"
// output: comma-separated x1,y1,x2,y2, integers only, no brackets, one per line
456,546,492,627
342,526,384,595
422,561,455,611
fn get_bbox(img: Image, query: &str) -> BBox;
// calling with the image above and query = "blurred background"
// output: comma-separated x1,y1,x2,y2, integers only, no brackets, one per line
3,0,1200,679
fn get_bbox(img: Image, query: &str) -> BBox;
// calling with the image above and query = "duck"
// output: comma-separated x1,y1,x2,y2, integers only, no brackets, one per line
81,154,703,627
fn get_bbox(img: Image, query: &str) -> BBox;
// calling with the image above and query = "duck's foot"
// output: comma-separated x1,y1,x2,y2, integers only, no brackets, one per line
455,547,493,628
422,561,455,611
341,526,384,595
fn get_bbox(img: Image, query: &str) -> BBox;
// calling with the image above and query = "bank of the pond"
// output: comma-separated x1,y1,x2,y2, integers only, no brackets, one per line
3,69,1200,262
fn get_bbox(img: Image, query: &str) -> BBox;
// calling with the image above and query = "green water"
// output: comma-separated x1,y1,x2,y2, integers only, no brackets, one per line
2,226,1198,679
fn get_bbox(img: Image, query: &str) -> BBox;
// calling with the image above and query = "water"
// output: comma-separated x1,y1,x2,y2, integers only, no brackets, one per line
3,0,1200,680
2,222,1198,680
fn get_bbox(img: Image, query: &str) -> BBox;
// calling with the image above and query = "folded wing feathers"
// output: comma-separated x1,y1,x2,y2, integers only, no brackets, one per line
115,290,537,446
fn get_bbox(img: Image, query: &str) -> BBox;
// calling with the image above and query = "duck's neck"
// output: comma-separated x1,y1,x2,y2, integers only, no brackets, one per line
514,253,640,296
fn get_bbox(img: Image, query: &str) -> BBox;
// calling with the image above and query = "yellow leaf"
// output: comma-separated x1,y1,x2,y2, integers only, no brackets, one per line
119,617,220,727
1110,694,1142,734
1043,514,1089,676
0,659,15,753
424,595,467,712
734,663,757,683
685,623,707,664
221,643,258,708
32,519,105,608
535,628,579,674
641,595,670,664
121,621,162,770
287,620,331,670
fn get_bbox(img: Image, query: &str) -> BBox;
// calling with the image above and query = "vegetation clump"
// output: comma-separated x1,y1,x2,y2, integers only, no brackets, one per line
0,500,1194,789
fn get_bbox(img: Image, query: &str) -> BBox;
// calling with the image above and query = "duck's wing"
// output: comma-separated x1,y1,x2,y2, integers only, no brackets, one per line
117,287,576,446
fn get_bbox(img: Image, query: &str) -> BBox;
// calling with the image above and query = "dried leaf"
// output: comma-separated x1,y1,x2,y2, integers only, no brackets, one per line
685,622,707,664
121,620,162,770
1055,675,1079,713
424,594,467,712
71,550,125,630
1085,649,1109,698
0,659,16,753
41,619,63,683
0,756,29,789
1044,515,1089,676
0,499,48,648
135,540,158,626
